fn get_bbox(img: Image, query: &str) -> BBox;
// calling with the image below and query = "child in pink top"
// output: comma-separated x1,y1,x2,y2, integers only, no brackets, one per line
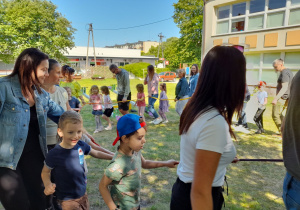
89,85,103,133
136,84,146,121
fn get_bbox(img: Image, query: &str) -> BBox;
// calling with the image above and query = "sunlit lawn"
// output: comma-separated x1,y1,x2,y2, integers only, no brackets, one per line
78,79,285,210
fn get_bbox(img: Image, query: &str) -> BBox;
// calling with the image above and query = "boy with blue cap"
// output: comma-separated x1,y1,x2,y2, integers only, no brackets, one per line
99,114,179,210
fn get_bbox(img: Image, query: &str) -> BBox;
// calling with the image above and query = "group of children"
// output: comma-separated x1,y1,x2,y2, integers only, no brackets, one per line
42,111,178,210
136,82,170,124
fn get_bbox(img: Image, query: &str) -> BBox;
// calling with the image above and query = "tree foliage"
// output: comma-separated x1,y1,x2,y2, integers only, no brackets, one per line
173,0,203,63
0,0,76,63
143,37,181,70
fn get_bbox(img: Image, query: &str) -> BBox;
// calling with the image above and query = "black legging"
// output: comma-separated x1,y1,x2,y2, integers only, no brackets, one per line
0,148,51,210
253,108,266,130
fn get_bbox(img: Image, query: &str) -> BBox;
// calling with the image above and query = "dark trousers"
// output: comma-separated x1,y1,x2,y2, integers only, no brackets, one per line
170,178,224,210
253,108,265,130
0,149,52,210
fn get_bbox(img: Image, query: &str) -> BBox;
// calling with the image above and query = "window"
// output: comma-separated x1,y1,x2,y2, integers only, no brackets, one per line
291,0,300,6
216,21,229,34
218,6,230,19
261,70,278,84
267,12,285,28
232,2,246,16
289,8,300,25
263,53,281,68
245,54,260,68
248,15,264,30
246,69,259,84
119,62,125,66
268,0,286,10
165,73,169,76
250,0,265,13
285,52,300,68
231,19,245,32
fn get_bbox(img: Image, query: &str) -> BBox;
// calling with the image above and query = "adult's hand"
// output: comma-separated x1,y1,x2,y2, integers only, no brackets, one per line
122,98,127,103
232,157,239,163
271,98,277,105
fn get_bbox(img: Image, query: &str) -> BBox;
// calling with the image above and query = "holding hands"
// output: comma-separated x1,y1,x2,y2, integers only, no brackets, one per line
44,183,56,195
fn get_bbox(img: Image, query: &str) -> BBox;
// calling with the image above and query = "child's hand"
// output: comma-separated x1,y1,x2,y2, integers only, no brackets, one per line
165,159,179,168
44,183,56,195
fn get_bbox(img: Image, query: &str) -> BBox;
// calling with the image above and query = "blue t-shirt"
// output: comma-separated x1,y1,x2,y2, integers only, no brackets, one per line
257,90,268,105
45,141,91,200
69,96,81,108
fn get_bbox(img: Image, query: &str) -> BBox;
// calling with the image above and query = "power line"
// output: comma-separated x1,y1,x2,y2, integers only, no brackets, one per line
93,17,173,31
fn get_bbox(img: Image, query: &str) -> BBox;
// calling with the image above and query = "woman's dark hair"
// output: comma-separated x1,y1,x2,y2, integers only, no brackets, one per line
147,65,155,81
48,59,59,73
10,48,49,97
190,64,199,76
61,65,75,81
179,46,246,137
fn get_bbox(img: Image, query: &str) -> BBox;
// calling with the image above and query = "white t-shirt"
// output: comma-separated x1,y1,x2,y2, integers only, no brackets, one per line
46,86,68,145
177,108,236,187
103,94,113,109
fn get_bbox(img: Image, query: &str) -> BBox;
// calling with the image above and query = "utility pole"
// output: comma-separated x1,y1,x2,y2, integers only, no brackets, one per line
86,23,97,70
157,32,165,68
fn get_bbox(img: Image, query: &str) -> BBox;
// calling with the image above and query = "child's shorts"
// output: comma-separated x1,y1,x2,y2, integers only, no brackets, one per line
59,193,89,210
103,107,114,117
92,110,103,116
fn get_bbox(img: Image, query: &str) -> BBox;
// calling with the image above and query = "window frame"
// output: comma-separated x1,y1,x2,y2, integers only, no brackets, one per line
215,0,300,35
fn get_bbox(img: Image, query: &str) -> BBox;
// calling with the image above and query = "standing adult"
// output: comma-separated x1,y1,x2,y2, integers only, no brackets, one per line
175,69,189,116
42,59,71,150
272,59,293,135
109,64,131,115
282,70,300,209
170,46,245,210
188,64,199,97
0,48,64,210
144,65,162,124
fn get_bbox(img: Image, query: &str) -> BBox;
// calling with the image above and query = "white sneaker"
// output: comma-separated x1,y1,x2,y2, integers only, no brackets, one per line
93,129,100,134
105,126,112,130
153,118,162,125
162,120,169,124
149,120,155,124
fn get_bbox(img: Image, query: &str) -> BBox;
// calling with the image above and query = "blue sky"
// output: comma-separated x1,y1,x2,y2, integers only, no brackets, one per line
51,0,181,47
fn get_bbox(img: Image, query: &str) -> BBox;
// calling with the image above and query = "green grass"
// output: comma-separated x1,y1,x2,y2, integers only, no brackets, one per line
78,79,285,210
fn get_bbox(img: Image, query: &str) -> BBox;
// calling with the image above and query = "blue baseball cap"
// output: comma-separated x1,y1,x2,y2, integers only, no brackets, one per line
112,114,146,146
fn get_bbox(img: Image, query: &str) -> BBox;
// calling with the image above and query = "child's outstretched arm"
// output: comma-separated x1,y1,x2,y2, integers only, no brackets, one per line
141,155,179,169
89,141,115,156
89,149,114,160
99,175,119,210
41,165,56,196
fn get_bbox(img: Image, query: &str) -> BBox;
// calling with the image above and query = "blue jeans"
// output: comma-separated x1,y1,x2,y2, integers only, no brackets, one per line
148,94,159,119
238,102,247,125
283,172,300,209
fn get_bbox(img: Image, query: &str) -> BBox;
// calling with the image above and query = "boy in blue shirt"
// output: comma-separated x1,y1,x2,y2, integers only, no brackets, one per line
41,111,113,209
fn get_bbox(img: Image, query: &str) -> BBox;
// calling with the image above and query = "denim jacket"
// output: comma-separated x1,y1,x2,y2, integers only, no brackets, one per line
188,73,199,97
0,75,64,170
175,77,189,100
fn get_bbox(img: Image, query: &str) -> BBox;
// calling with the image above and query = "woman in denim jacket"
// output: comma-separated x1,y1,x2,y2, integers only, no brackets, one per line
0,48,64,210
188,64,199,97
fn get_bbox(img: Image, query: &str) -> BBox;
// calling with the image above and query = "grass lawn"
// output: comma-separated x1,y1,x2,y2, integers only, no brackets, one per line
78,79,285,210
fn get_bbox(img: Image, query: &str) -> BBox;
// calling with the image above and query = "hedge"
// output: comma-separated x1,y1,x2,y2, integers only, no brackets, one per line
122,63,171,78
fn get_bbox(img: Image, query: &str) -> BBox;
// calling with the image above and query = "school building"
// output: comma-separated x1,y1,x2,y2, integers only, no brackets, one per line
203,0,300,85
0,47,158,75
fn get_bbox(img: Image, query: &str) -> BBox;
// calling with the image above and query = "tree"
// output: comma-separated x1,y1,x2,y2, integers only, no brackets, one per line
173,0,203,63
0,0,76,63
142,37,181,69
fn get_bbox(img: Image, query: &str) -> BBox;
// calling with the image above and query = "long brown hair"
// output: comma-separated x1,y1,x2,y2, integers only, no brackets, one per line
179,46,246,137
190,64,199,76
147,65,155,81
9,48,49,97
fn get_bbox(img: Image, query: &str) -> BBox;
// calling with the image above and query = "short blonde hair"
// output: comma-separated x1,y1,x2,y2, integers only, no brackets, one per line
178,69,186,77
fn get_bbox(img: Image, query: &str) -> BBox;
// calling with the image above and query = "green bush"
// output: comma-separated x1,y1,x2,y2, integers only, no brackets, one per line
122,62,151,78
122,63,172,78
92,74,100,78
